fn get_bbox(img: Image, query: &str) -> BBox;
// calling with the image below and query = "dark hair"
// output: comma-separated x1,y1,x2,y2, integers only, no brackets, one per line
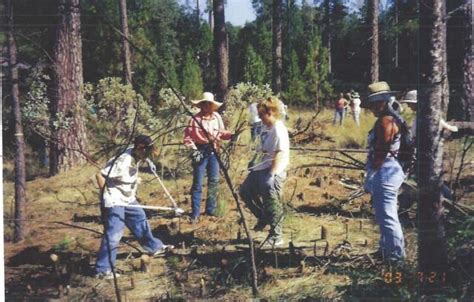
134,134,153,147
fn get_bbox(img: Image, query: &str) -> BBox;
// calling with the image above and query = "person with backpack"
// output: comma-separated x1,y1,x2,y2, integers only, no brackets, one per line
184,92,233,224
362,82,407,262
95,135,173,279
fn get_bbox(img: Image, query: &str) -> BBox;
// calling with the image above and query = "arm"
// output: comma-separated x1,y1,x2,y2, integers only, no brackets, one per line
270,151,286,175
184,118,198,149
216,113,232,140
96,172,106,190
373,116,399,169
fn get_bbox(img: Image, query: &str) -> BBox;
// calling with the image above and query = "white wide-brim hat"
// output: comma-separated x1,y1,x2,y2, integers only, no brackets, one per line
400,90,417,103
191,92,222,111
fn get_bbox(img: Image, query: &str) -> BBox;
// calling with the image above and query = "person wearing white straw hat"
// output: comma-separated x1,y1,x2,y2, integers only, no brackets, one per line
350,91,362,126
400,89,458,137
361,81,406,262
184,92,233,224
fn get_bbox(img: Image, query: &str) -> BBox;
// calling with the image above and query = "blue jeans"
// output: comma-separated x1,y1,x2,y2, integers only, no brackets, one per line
333,108,344,125
239,169,285,239
365,159,406,260
191,148,219,218
95,203,163,273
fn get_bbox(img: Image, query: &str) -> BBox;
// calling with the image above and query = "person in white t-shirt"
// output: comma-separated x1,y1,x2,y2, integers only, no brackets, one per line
240,96,290,247
95,135,172,279
248,102,262,141
350,91,362,126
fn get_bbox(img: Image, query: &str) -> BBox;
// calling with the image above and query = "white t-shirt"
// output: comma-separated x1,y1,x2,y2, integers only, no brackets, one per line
251,120,290,174
352,98,361,112
248,103,261,124
101,148,140,207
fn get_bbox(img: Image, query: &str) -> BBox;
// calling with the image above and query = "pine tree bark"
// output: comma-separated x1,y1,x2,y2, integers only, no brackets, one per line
417,0,449,285
50,0,88,175
6,0,27,242
462,1,473,121
119,0,132,84
213,0,228,102
369,0,379,82
208,0,214,32
272,0,283,95
322,0,332,73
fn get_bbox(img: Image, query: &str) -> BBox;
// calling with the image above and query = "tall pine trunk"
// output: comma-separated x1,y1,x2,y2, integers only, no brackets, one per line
417,0,449,285
213,0,228,102
50,0,88,175
322,0,332,73
119,0,132,84
369,0,379,82
462,1,473,121
272,0,283,95
6,0,27,242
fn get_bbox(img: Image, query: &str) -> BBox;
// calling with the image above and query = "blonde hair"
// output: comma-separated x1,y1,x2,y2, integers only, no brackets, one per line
257,96,282,119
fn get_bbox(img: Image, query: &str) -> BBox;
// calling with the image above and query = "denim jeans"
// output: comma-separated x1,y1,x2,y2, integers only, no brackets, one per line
240,169,285,239
191,147,219,218
365,159,406,260
95,203,163,273
333,108,345,125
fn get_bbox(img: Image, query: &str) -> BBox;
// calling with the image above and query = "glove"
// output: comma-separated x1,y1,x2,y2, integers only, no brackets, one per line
191,149,204,164
265,172,276,188
146,158,157,174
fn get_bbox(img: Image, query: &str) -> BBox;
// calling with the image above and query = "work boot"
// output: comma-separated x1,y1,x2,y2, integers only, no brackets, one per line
95,271,121,280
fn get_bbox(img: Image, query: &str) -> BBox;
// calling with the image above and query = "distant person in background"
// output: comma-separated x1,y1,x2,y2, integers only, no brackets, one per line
350,91,362,127
279,99,289,121
240,96,290,247
333,93,349,126
248,102,262,141
184,92,233,224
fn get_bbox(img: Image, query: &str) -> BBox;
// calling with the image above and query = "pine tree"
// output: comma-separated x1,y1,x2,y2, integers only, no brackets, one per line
50,0,88,174
242,45,267,85
284,50,305,105
181,51,204,100
303,35,332,107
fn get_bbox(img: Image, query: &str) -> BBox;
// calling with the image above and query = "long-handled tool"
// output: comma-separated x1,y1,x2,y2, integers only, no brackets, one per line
146,158,185,216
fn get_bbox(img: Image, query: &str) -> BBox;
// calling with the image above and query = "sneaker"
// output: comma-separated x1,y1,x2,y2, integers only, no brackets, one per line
263,237,284,248
253,220,267,232
151,245,174,257
95,271,120,280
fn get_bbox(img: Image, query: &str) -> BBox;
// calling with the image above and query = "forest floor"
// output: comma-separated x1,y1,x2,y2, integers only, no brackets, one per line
3,109,473,300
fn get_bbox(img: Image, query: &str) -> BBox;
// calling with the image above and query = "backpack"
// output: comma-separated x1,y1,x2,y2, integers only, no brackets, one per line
382,107,416,173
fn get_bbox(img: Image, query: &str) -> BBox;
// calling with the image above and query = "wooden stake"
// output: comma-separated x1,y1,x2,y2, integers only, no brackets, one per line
313,242,317,257
323,242,329,256
299,260,306,273
200,277,206,297
359,220,363,231
140,255,151,272
321,226,328,240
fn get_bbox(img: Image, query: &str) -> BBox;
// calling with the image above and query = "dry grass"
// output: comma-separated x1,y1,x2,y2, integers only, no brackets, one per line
4,107,468,300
